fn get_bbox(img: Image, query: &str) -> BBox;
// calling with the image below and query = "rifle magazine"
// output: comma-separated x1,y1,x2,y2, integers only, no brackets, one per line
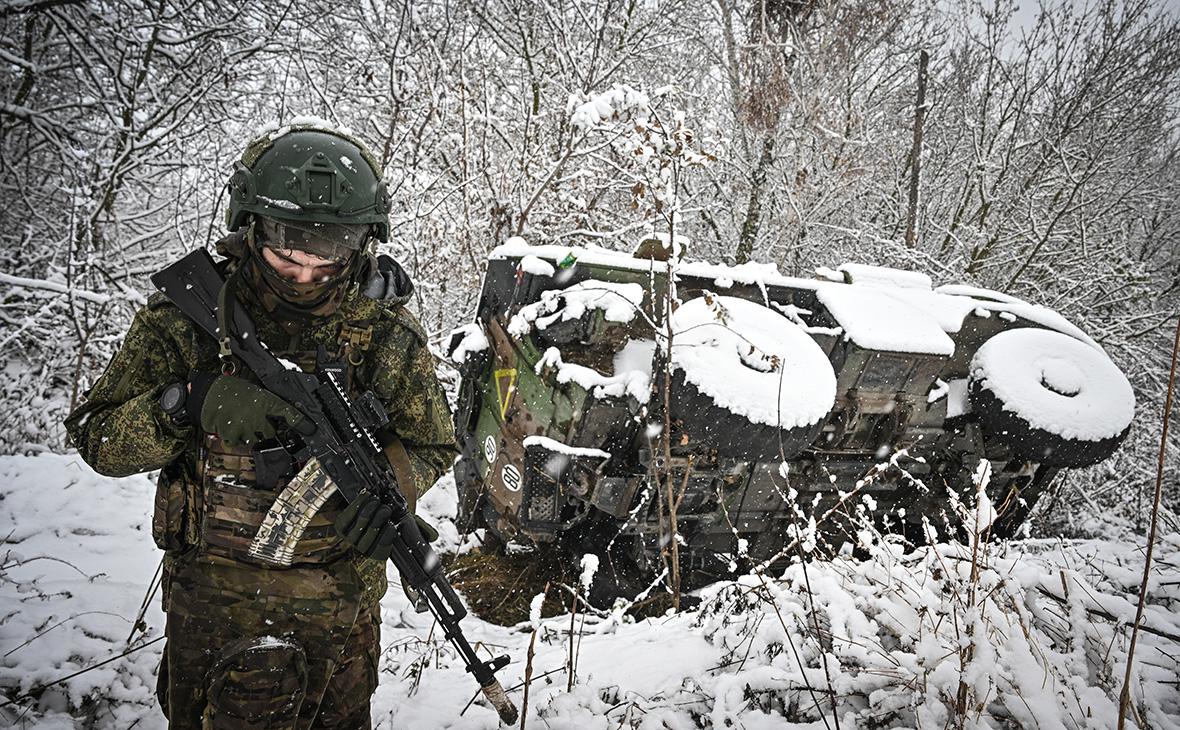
248,458,338,567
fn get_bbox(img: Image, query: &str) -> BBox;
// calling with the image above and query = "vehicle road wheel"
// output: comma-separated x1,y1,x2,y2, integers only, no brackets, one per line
665,295,837,461
968,328,1134,468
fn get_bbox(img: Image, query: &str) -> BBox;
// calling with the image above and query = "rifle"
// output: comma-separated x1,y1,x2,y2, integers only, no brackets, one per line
151,250,518,725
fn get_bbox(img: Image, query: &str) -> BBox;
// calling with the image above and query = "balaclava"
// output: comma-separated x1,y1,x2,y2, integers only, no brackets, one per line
245,214,369,325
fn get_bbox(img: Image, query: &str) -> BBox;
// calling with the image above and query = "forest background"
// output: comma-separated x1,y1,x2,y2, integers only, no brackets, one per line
1,0,1177,532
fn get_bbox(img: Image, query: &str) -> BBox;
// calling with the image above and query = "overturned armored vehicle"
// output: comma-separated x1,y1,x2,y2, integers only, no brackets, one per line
447,239,1135,598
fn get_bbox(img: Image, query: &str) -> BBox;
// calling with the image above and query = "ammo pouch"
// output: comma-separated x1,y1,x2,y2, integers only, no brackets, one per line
203,635,308,729
192,344,368,568
199,434,350,567
152,460,198,552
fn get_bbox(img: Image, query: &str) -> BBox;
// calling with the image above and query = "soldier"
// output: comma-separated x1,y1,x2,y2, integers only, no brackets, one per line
65,124,457,728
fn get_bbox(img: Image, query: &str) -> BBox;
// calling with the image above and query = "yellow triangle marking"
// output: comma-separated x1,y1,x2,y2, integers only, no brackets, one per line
494,368,517,420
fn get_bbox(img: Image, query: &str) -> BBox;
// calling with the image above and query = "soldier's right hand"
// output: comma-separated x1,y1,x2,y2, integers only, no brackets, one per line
190,374,310,446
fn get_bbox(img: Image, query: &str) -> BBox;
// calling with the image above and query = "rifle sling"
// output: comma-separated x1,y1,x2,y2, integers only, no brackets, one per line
382,438,418,514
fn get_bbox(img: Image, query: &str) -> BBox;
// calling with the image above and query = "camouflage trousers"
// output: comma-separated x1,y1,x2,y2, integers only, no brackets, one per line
158,553,380,729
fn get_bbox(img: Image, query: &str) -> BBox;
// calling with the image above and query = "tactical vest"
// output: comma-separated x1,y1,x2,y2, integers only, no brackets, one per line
152,322,378,570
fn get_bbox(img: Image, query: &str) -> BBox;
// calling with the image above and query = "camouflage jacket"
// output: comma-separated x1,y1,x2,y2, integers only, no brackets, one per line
64,256,458,606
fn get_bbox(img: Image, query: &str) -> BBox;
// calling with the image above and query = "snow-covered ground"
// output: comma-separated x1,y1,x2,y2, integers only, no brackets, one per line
2,453,1177,729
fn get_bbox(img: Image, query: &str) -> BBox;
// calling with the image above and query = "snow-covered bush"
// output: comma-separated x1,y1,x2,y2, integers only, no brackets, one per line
3,453,1177,728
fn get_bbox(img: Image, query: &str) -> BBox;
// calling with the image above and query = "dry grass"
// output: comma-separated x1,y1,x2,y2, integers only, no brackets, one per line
443,547,679,625
443,547,573,626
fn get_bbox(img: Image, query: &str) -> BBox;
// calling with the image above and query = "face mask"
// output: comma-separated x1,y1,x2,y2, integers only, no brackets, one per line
255,251,353,305
245,219,363,321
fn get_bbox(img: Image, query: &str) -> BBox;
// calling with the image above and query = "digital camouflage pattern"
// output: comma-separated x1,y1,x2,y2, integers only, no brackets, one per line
65,256,456,728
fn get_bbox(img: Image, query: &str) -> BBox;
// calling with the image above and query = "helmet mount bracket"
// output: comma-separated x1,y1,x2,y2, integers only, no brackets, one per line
229,160,257,207
291,152,352,212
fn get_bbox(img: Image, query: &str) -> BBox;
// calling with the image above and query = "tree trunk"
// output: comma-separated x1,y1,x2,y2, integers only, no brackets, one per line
904,49,929,248
736,135,775,264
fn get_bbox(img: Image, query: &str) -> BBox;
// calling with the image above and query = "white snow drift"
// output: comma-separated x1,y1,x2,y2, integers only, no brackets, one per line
2,453,1177,729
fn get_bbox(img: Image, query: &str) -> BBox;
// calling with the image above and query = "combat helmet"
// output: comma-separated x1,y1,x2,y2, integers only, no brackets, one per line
226,123,391,243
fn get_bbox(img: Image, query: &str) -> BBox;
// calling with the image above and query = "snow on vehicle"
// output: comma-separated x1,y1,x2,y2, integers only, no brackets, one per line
446,238,1135,599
